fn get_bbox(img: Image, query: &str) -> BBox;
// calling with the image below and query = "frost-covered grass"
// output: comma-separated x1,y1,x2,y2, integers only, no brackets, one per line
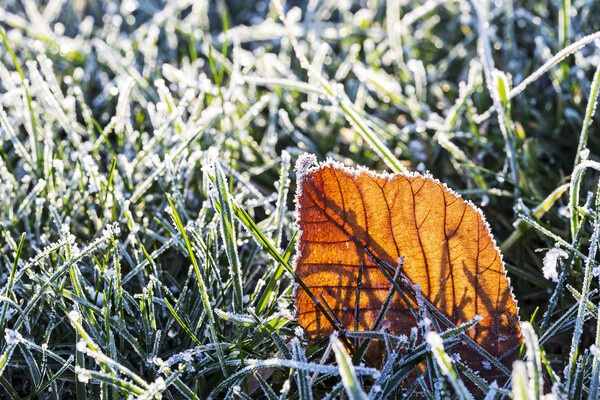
1,0,600,398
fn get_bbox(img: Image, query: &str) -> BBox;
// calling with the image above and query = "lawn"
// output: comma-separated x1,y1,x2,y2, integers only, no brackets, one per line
1,0,600,398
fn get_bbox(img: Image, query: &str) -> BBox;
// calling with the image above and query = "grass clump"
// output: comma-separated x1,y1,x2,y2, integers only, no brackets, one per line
1,0,600,398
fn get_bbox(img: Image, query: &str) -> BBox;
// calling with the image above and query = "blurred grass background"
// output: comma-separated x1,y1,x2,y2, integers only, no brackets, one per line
1,0,600,398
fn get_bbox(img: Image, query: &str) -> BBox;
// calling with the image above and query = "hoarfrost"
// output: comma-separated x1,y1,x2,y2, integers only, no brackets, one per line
4,329,24,345
280,379,290,394
181,350,194,363
76,340,87,352
60,223,70,236
425,330,444,350
426,331,453,377
410,326,418,340
70,243,81,258
543,247,567,282
68,310,81,322
76,367,91,383
590,344,600,358
101,222,121,241
294,326,305,339
580,148,590,161
295,153,317,181
145,376,166,394
417,316,431,329
153,356,165,371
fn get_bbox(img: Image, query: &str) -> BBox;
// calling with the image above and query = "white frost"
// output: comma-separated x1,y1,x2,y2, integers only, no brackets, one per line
76,366,91,383
4,329,24,345
590,344,600,358
68,310,81,322
425,330,444,350
580,148,590,161
76,340,87,352
294,326,305,339
543,247,567,282
294,153,317,181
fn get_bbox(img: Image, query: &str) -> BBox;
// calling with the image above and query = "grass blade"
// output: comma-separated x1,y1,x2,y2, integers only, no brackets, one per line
332,335,369,400
166,194,228,377
213,163,244,313
426,331,473,400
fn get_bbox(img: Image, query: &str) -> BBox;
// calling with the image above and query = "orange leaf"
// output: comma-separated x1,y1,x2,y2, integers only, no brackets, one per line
294,156,521,385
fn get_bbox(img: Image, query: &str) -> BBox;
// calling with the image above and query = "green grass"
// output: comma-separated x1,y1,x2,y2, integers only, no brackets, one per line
1,0,600,398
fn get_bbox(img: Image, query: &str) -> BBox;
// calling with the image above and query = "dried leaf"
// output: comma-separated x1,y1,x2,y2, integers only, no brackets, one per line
294,157,521,384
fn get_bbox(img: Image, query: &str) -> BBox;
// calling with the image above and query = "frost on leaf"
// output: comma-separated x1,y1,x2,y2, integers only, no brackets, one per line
293,156,522,386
